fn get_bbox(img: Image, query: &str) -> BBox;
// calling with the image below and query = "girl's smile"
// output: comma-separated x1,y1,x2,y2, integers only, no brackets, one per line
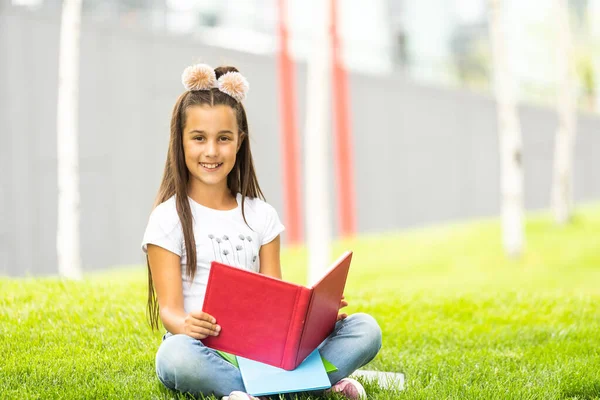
199,162,223,171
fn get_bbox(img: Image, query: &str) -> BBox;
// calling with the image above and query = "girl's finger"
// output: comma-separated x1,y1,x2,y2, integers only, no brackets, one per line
187,331,205,340
191,325,220,337
336,313,348,321
191,319,221,333
190,310,216,323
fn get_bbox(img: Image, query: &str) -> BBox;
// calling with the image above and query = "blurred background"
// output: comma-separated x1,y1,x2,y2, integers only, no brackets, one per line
1,0,599,276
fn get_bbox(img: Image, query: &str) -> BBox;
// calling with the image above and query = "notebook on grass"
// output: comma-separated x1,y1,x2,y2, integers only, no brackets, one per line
202,251,353,370
237,349,331,396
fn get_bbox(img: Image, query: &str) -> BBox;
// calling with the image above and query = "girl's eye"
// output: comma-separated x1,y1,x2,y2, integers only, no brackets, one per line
193,136,230,142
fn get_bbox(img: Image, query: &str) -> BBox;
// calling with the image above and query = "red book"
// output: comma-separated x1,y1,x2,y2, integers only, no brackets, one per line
202,251,353,370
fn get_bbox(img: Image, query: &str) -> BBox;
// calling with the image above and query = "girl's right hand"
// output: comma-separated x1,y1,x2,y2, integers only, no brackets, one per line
183,311,221,340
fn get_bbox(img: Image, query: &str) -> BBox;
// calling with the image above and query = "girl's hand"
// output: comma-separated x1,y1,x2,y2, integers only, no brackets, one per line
183,310,221,340
337,295,349,321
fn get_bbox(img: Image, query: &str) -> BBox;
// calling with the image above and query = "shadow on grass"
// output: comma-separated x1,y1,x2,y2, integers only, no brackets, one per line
153,376,399,399
561,381,600,399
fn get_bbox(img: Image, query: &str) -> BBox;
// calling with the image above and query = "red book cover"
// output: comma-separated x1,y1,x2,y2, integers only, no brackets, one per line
202,251,352,370
294,252,352,367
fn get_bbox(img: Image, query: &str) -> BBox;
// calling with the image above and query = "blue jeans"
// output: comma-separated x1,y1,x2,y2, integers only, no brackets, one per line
155,313,383,398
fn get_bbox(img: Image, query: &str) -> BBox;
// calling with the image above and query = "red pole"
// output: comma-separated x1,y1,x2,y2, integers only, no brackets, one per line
277,0,303,244
330,0,357,237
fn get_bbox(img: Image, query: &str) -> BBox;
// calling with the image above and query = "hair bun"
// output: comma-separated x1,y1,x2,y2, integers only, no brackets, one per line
181,64,217,91
214,66,239,79
217,71,249,102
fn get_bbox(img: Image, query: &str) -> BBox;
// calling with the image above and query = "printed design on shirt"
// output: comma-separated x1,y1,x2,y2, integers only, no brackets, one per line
208,233,257,269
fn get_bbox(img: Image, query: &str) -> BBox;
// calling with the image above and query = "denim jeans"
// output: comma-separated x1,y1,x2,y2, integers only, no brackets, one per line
155,313,383,398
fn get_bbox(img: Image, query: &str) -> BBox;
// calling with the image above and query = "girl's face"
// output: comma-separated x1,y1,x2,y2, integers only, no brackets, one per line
182,104,241,192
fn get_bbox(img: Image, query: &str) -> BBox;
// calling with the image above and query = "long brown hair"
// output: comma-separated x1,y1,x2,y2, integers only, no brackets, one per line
147,66,265,330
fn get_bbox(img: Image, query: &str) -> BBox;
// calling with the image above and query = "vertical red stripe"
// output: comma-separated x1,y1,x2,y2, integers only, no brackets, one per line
277,0,302,244
330,0,356,237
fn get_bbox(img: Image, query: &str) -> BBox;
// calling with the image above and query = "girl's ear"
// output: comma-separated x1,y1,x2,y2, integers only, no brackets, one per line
237,132,247,152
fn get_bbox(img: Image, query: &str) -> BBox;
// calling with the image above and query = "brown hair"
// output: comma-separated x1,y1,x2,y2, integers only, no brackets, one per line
146,66,265,330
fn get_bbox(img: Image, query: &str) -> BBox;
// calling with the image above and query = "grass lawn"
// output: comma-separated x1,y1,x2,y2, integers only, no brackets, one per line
1,203,600,399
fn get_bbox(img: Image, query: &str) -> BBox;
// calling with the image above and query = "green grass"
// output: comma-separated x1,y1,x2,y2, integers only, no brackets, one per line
2,203,600,399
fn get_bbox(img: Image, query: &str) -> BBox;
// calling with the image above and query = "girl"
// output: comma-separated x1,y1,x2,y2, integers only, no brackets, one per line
141,63,382,400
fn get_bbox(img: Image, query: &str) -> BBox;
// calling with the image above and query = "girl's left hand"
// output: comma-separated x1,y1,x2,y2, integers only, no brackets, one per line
337,295,349,321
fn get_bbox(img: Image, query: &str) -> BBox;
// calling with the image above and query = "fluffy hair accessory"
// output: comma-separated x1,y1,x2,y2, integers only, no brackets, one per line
217,71,249,102
181,64,217,91
181,63,249,102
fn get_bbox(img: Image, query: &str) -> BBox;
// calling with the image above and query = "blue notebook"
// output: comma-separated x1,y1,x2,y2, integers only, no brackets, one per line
237,349,332,396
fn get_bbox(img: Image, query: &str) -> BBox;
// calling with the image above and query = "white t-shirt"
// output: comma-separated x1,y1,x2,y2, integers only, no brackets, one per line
141,193,285,313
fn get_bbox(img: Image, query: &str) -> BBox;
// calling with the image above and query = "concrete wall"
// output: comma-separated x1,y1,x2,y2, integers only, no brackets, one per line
1,6,599,276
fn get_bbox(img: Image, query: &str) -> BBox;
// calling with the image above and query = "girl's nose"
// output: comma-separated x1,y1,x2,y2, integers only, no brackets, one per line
205,140,218,157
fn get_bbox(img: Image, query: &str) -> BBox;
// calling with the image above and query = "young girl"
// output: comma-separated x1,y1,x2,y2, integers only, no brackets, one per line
141,63,382,400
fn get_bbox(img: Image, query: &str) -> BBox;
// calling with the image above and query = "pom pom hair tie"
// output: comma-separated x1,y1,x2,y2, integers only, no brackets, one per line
217,71,249,102
181,63,249,102
181,64,217,91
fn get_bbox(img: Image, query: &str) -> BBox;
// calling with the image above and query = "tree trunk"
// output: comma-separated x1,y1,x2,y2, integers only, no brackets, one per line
57,0,83,279
590,0,600,113
276,0,303,245
488,0,525,257
552,0,577,224
305,0,332,285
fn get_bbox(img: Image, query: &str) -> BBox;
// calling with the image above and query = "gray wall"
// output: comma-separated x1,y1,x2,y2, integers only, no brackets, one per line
352,77,600,233
1,6,599,277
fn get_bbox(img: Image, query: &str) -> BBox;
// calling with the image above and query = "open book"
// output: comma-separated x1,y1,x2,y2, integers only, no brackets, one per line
202,251,353,370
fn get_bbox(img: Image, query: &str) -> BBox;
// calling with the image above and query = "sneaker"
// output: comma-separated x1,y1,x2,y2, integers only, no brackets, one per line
325,377,367,399
221,391,267,400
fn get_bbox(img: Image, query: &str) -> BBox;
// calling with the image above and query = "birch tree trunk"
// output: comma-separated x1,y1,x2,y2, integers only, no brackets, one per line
590,0,600,113
57,0,83,279
488,0,525,257
552,0,577,224
305,0,332,285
